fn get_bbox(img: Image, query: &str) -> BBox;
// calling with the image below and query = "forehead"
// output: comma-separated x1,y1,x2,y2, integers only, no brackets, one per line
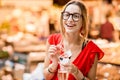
65,4,81,13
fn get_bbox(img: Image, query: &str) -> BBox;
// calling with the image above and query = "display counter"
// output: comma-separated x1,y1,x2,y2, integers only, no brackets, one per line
94,39,120,79
98,41,120,65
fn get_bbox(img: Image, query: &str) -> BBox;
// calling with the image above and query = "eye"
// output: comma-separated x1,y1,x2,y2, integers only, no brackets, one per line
63,12,69,17
73,14,80,19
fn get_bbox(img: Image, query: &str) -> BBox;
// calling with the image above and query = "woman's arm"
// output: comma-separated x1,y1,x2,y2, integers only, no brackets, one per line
43,41,59,80
72,54,98,80
87,54,98,80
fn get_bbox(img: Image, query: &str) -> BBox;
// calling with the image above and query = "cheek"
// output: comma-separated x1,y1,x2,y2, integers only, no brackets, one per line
62,20,66,27
76,22,82,29
77,20,82,28
62,19,66,24
79,19,82,25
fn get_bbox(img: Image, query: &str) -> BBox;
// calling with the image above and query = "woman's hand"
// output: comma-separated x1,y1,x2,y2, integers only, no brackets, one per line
48,45,60,64
62,63,77,74
62,63,85,80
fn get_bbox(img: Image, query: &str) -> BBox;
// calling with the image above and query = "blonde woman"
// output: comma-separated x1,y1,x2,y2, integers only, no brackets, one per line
43,0,104,80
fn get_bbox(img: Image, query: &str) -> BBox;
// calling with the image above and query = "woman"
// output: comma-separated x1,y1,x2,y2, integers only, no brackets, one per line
43,0,104,80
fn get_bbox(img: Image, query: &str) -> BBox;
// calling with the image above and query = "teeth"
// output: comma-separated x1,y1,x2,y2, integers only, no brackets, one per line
66,23,75,26
67,24,73,26
67,24,73,27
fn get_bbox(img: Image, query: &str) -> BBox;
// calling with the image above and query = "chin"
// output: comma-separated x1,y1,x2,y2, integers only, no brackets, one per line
65,30,77,33
66,28,80,33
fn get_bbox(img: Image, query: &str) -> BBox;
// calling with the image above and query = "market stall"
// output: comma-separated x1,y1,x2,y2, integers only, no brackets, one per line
95,40,120,79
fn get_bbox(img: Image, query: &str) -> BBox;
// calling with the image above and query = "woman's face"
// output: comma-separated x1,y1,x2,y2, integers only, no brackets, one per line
62,4,82,33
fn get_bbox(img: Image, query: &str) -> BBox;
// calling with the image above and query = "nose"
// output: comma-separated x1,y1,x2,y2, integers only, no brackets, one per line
67,15,73,21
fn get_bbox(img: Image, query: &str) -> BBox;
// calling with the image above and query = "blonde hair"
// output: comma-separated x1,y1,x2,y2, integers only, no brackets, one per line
60,0,88,39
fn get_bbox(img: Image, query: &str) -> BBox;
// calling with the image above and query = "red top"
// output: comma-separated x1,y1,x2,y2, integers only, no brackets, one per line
48,33,104,80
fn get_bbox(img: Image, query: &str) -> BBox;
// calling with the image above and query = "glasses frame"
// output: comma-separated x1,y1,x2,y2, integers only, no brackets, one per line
61,12,82,22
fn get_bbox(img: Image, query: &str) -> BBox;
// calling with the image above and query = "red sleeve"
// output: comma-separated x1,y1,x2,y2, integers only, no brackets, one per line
90,41,104,60
82,41,104,75
48,33,62,45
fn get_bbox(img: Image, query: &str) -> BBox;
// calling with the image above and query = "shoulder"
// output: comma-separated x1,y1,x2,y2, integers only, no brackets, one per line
48,33,61,38
86,40,104,60
47,33,62,45
87,40,100,48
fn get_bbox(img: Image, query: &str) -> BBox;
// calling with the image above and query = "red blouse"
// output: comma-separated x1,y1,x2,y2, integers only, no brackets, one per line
48,33,104,80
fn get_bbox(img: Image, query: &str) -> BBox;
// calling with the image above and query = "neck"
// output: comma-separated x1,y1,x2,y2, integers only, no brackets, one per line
64,32,82,44
63,33,84,51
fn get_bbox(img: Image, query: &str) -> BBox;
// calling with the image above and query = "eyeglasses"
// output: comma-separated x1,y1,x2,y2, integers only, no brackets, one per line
62,12,82,22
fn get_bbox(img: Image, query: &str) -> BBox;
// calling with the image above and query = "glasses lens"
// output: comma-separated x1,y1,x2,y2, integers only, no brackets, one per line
73,13,80,21
62,12,69,20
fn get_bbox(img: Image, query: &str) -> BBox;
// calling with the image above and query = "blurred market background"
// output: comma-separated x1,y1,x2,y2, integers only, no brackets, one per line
0,0,120,80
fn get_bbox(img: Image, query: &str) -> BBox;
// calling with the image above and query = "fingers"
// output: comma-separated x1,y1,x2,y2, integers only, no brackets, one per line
62,63,78,74
48,45,60,63
48,45,56,58
48,45,57,53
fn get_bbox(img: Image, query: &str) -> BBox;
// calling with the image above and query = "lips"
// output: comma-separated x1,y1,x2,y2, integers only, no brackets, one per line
66,24,76,27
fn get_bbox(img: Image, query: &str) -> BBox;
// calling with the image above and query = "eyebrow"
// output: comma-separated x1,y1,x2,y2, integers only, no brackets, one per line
64,11,81,14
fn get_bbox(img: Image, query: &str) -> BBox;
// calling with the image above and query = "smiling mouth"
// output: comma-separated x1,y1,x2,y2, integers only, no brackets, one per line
66,24,75,27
